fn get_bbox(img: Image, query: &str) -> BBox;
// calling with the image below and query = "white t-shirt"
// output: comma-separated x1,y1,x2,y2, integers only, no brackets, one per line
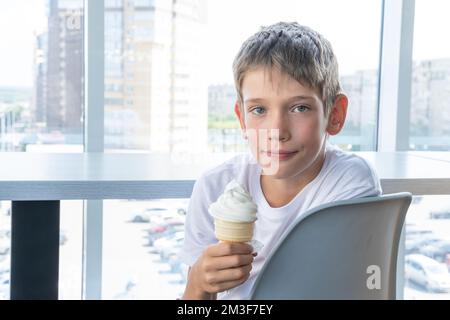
179,142,382,299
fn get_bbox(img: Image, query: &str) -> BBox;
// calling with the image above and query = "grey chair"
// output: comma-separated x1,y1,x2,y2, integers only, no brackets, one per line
249,193,412,300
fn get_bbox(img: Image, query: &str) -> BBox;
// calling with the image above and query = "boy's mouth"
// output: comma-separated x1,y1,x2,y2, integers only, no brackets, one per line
260,150,299,160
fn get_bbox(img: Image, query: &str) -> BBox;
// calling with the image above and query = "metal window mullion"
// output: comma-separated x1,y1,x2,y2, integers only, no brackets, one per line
378,0,415,300
83,0,104,300
378,0,415,152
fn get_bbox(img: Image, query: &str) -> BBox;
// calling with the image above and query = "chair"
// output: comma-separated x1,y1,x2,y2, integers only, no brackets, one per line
249,193,412,300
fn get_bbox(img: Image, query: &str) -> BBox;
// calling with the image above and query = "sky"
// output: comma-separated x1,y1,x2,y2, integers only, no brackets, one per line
205,0,450,85
205,0,383,84
0,0,47,87
0,0,449,87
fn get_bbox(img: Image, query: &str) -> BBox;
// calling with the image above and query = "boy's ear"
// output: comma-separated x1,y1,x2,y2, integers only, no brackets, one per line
234,101,247,132
326,94,348,136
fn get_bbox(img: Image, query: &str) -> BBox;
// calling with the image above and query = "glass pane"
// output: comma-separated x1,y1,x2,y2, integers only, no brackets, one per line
104,0,382,154
59,200,83,299
410,0,450,151
104,0,207,154
0,0,84,300
102,199,188,299
405,195,450,299
103,0,205,300
206,0,382,152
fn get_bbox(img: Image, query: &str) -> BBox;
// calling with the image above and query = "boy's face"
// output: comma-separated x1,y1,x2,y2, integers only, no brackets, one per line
235,66,346,179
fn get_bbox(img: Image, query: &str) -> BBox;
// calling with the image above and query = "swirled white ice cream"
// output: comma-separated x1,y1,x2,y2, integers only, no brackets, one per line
209,180,257,242
209,180,257,222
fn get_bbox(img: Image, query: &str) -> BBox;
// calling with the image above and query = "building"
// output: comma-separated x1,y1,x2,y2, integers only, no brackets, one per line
45,0,84,135
34,0,208,152
340,69,378,150
411,59,450,138
104,0,208,152
208,84,236,117
33,32,48,124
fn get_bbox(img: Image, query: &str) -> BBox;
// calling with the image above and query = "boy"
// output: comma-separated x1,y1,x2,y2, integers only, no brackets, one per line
179,22,381,300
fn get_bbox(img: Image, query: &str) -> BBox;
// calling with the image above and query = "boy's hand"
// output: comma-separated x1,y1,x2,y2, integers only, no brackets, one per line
184,242,254,299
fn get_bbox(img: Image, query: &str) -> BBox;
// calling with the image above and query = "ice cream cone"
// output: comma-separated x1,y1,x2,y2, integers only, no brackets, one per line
209,179,258,244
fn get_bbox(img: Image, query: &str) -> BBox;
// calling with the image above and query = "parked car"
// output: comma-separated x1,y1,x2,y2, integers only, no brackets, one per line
406,235,448,254
0,254,10,300
129,206,186,224
0,229,10,238
0,254,10,275
160,240,183,262
0,237,9,256
147,220,184,246
146,222,167,235
153,231,184,256
129,207,167,223
405,254,450,292
166,251,182,273
166,251,189,276
429,207,450,219
0,207,11,216
60,230,68,246
420,240,450,270
405,224,434,242
148,210,185,226
0,272,9,300
146,223,184,247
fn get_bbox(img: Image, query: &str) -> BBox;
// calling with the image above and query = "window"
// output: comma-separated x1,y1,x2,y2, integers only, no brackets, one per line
206,0,382,152
402,0,450,300
0,0,84,300
4,0,444,301
104,0,205,153
405,195,450,299
102,0,201,300
102,199,189,299
409,0,450,151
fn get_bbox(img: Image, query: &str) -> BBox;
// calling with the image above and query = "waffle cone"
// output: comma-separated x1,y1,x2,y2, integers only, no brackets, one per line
214,218,254,242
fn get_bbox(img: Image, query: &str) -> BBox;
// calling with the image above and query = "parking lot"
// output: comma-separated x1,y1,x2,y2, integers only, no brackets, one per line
102,199,188,299
403,196,450,300
1,199,188,300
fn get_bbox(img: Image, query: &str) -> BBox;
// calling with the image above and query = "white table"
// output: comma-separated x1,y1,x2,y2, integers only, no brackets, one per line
356,151,450,195
1,152,450,299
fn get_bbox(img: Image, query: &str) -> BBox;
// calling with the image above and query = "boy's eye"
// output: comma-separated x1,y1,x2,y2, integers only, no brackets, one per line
250,106,266,115
292,105,310,113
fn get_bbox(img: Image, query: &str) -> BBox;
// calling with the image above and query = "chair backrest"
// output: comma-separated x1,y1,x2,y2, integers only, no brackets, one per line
249,193,412,300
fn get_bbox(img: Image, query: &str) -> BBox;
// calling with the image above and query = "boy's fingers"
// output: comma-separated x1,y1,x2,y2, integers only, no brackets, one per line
211,264,253,283
207,242,253,257
213,254,254,270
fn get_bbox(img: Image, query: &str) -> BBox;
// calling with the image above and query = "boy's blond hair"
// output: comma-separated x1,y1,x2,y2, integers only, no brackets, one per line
232,22,341,117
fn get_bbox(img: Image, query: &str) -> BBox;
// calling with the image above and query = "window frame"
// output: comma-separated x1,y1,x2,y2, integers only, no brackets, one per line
81,0,416,300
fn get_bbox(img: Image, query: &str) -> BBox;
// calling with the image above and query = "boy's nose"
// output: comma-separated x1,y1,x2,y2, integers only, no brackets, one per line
268,130,290,142
268,113,290,142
